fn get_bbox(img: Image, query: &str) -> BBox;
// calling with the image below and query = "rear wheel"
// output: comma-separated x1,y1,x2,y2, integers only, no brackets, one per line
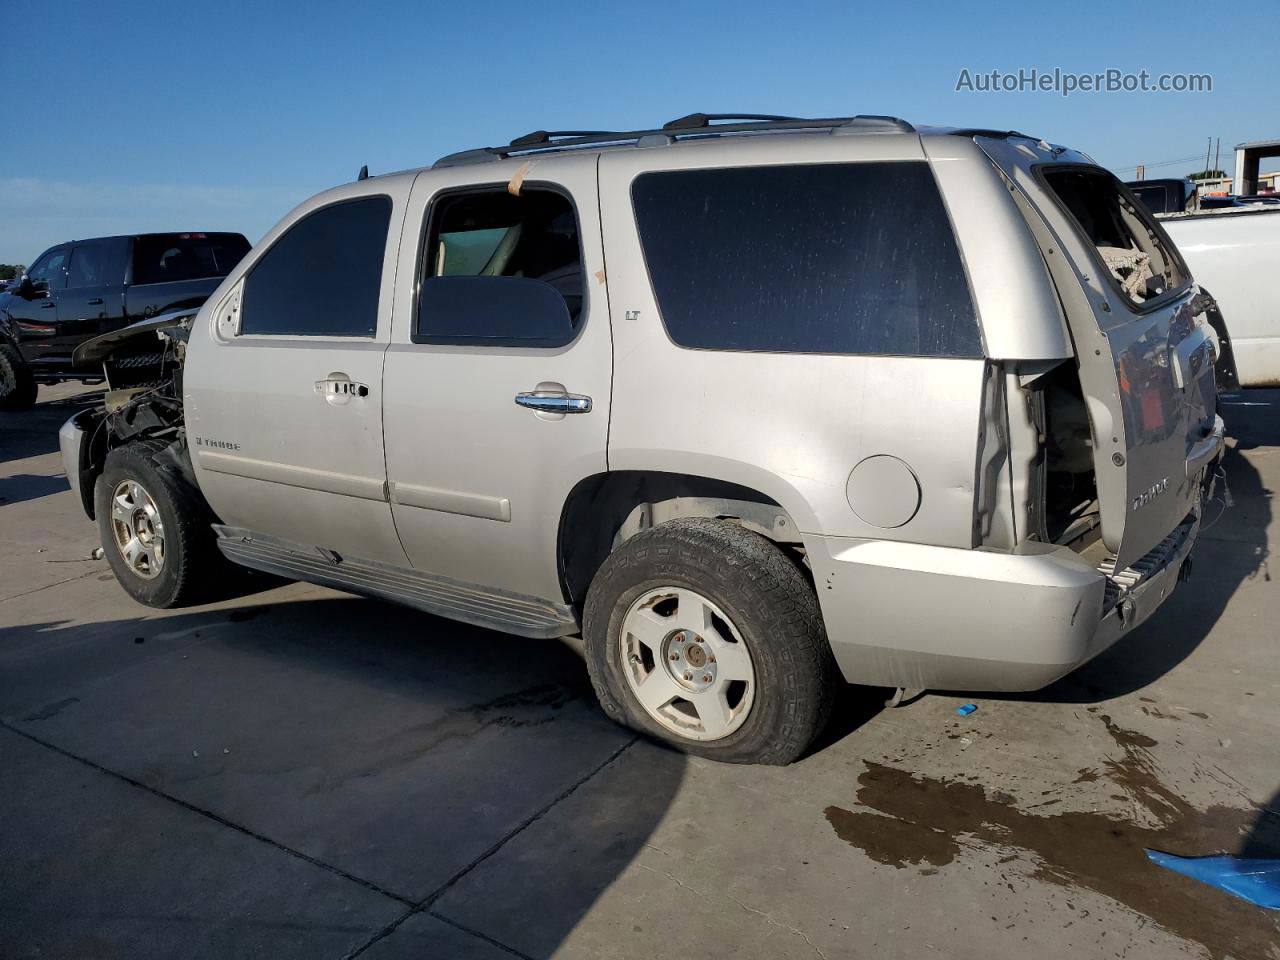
583,518,838,765
0,343,37,411
96,439,222,607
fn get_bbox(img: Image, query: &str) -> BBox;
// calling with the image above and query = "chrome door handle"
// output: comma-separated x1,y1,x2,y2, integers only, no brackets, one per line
87,297,104,305
314,374,369,406
40,301,55,308
514,392,592,414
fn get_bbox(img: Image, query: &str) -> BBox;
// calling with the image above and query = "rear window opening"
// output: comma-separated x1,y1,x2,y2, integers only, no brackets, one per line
1041,168,1186,306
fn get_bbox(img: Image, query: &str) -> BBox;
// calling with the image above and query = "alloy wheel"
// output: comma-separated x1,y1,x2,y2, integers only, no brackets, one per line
619,586,756,741
109,479,166,579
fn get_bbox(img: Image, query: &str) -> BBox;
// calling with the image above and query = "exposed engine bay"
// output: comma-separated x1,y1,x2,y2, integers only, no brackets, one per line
65,313,195,518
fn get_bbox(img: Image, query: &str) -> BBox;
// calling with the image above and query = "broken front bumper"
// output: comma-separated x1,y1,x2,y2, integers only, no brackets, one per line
808,510,1202,692
58,410,101,520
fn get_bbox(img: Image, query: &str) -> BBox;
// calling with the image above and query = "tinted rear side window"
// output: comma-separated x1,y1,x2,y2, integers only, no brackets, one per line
68,239,127,288
242,197,391,337
133,233,251,285
631,162,980,357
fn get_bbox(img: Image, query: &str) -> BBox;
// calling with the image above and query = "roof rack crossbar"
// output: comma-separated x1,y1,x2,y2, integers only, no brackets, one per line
433,114,916,167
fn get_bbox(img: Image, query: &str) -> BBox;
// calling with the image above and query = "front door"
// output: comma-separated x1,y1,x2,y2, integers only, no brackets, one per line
5,245,68,368
382,152,612,601
184,187,410,565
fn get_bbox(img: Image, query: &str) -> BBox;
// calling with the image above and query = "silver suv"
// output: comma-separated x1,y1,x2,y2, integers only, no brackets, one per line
61,113,1223,764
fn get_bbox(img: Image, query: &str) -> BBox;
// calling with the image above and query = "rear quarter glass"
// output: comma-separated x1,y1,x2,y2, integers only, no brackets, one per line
630,161,981,357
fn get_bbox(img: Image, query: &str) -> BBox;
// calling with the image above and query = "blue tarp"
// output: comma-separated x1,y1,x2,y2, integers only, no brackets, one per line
1146,850,1280,909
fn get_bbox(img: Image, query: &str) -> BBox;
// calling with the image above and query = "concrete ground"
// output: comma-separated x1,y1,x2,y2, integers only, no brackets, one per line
1,381,1277,960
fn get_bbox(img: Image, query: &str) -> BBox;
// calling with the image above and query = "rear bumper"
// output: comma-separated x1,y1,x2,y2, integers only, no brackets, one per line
809,511,1202,692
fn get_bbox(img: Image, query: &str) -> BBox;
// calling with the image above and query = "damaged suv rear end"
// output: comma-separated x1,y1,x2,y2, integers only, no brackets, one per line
811,131,1222,692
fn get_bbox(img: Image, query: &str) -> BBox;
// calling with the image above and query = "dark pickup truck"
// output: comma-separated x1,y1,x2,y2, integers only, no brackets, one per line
0,232,249,409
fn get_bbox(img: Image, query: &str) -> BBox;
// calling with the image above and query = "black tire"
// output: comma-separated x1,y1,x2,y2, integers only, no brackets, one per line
0,343,37,411
583,518,839,765
95,438,222,608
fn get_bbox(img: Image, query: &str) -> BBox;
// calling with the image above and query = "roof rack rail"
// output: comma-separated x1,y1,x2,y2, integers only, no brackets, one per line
662,113,805,130
837,115,915,133
433,113,916,168
508,129,620,148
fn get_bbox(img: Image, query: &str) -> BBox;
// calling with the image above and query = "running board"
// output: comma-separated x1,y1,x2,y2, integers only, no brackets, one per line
213,526,579,639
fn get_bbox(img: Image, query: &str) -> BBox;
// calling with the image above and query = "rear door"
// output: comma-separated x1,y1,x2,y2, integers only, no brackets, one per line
382,152,611,602
185,189,407,566
977,136,1218,570
59,238,129,362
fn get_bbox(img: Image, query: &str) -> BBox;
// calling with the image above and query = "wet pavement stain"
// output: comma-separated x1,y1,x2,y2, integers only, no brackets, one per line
824,715,1280,960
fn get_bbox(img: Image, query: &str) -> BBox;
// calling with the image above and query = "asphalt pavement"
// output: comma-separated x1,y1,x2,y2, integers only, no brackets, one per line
2,382,1277,960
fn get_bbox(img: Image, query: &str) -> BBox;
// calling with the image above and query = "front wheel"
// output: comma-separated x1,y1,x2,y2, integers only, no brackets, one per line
0,343,37,411
583,518,838,765
95,439,221,608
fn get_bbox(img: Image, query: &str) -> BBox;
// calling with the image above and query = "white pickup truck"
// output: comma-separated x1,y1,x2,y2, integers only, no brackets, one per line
1157,206,1280,389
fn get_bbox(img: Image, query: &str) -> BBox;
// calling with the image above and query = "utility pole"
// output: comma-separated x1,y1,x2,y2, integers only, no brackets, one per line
1205,137,1212,175
1214,138,1220,174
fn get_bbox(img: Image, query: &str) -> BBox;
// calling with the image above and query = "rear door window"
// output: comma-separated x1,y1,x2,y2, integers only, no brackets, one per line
241,196,391,337
1041,168,1188,307
631,162,981,357
132,233,251,285
416,187,585,342
67,240,114,288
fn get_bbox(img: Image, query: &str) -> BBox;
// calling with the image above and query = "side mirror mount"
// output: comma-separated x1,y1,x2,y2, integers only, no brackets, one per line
416,275,575,346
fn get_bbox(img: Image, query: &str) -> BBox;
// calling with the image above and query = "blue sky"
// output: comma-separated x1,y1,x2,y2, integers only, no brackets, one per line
1,0,1275,264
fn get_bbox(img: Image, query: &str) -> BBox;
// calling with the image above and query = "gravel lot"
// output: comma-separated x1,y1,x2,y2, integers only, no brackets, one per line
2,382,1278,960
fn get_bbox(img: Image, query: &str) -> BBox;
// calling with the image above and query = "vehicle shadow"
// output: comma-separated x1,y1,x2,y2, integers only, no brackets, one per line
0,593,687,959
0,472,71,506
0,386,102,465
1239,786,1280,859
810,686,891,753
